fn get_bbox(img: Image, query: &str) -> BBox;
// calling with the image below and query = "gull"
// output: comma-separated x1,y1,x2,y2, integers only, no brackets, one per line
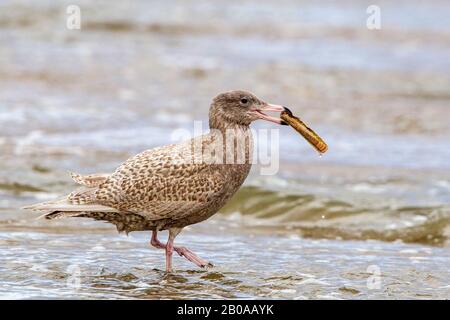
24,90,289,272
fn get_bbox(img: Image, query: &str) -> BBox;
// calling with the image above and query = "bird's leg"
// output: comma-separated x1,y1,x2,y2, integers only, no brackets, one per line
165,234,175,273
150,230,165,249
174,246,213,268
165,228,182,273
171,229,213,269
151,228,213,271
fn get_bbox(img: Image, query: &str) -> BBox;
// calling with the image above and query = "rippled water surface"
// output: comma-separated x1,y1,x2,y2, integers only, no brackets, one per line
1,0,450,299
2,223,449,299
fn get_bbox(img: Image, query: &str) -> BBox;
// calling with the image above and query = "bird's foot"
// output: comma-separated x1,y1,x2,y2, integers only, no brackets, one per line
151,230,213,270
174,246,213,269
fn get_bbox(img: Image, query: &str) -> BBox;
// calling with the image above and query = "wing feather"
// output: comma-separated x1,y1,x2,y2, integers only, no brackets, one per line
95,138,227,221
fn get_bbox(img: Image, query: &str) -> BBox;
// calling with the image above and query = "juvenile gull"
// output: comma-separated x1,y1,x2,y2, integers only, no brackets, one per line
24,90,289,272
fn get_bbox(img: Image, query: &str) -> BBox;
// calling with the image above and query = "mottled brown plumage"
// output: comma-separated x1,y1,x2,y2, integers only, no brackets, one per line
24,90,287,271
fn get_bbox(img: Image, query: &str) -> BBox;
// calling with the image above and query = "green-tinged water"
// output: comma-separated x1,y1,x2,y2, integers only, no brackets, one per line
1,0,450,299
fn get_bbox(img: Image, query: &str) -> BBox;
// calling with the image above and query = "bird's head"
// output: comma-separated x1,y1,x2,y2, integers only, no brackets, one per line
209,90,287,129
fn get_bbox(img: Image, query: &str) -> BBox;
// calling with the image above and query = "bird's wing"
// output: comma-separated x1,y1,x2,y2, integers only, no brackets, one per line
95,137,227,221
70,172,110,188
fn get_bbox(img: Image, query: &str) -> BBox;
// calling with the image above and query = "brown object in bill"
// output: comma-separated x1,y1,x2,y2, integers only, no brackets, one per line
280,108,328,154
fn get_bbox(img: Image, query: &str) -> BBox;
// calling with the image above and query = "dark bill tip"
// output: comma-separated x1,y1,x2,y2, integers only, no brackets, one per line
283,106,293,115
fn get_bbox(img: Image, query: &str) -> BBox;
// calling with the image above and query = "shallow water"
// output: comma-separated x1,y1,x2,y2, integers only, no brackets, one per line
0,0,450,299
1,222,449,299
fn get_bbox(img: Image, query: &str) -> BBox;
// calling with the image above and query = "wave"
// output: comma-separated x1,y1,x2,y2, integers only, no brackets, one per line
3,178,448,246
221,186,450,246
0,182,44,193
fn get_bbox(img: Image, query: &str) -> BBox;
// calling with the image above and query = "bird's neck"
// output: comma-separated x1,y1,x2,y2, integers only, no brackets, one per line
209,121,249,133
209,110,251,132
205,122,254,165
208,119,252,146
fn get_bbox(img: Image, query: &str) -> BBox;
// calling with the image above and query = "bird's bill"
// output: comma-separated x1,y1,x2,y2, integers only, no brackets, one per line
251,103,287,125
251,102,328,153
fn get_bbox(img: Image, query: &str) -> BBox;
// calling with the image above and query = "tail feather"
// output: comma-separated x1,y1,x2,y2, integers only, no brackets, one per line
37,211,87,220
70,172,110,188
68,187,97,205
37,210,149,234
23,198,118,213
24,192,148,234
23,171,128,228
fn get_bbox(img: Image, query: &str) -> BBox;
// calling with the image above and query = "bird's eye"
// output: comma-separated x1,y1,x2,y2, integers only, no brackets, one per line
240,98,248,104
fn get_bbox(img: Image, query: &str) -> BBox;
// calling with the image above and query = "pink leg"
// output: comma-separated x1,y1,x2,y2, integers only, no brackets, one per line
165,234,174,272
150,229,213,271
150,230,165,249
174,246,213,268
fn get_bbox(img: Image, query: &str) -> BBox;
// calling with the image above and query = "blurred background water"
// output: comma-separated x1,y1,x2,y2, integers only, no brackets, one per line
0,0,449,299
